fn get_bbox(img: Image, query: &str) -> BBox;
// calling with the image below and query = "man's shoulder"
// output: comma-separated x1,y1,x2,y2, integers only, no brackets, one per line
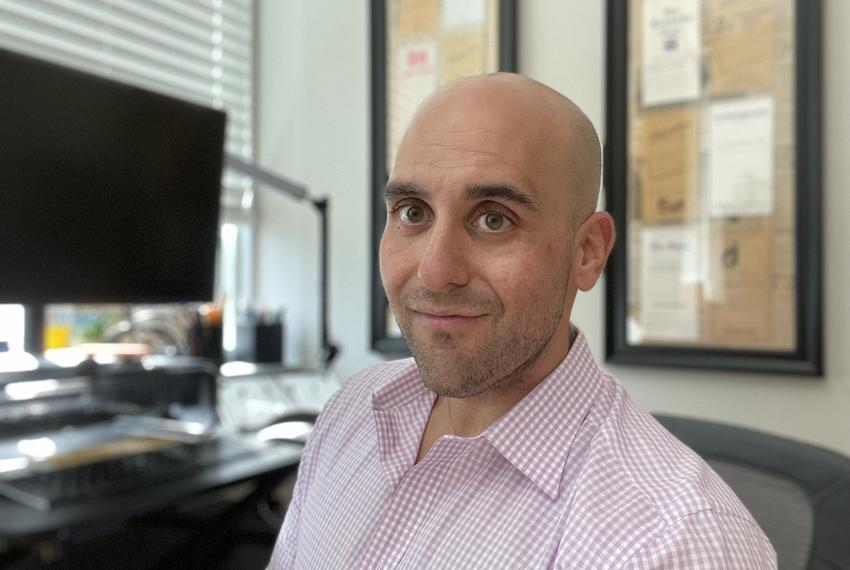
560,385,773,565
591,393,757,525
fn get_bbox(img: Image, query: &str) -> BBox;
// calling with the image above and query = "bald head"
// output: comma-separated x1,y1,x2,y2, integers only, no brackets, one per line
396,73,601,231
382,74,616,397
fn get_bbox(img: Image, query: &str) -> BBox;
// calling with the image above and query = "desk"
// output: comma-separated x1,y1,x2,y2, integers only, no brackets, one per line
0,359,313,568
0,440,302,538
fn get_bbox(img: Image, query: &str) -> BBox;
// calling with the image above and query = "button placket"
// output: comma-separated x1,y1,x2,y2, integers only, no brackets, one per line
360,437,477,569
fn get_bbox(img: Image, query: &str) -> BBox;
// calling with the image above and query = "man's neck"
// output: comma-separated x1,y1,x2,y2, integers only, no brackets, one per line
438,374,542,437
416,326,575,462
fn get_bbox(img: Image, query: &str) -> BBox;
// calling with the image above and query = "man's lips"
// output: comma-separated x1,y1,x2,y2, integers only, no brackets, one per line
413,309,485,318
410,308,487,330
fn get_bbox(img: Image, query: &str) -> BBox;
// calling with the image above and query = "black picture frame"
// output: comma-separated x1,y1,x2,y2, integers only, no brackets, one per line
604,0,823,375
370,0,518,355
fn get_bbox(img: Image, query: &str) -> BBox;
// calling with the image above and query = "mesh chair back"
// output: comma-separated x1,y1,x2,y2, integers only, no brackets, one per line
709,458,813,570
654,415,850,570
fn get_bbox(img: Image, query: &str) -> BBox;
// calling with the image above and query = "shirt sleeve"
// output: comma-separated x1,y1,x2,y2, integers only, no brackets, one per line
620,510,777,570
266,393,339,569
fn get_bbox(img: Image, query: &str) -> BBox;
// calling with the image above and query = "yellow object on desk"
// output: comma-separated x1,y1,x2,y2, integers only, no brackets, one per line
43,324,71,350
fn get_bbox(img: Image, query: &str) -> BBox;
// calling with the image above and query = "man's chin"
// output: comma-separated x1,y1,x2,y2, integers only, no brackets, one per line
404,328,465,355
416,365,486,399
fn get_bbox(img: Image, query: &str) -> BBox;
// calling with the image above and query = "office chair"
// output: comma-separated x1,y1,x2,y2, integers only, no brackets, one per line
654,414,850,570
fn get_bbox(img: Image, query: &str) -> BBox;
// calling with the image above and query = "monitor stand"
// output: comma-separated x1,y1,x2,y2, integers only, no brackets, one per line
23,304,45,354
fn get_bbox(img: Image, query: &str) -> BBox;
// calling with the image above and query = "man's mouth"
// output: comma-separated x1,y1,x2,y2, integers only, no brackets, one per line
412,307,486,318
409,308,487,331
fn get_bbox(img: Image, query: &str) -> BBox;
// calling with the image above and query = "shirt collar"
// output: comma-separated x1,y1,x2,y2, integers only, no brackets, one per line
370,331,606,498
371,360,435,487
481,332,606,498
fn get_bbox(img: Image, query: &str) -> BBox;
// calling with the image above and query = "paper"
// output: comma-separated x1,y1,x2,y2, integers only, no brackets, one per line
767,224,795,350
641,0,701,107
639,106,700,223
704,217,771,307
397,0,441,40
387,41,438,170
768,237,796,352
773,80,794,148
440,31,486,83
771,228,794,290
703,218,774,347
707,0,775,95
639,226,700,342
708,96,774,218
705,291,772,347
773,145,794,231
442,0,486,29
707,219,771,289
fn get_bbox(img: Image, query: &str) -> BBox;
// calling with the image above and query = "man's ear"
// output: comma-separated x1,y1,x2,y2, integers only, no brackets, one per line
572,212,616,292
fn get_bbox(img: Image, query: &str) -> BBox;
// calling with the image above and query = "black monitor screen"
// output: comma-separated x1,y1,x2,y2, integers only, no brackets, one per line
0,49,225,305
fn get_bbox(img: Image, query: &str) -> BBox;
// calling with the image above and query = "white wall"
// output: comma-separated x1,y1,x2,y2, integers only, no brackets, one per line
257,1,850,455
256,0,383,374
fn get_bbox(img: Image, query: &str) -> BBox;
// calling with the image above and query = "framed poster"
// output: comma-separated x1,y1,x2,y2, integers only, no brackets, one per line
370,0,517,354
605,0,822,374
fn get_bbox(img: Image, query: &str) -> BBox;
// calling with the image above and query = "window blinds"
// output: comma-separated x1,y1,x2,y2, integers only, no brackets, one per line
0,0,254,214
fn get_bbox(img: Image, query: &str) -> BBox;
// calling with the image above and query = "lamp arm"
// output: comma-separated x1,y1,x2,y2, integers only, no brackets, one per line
224,155,309,201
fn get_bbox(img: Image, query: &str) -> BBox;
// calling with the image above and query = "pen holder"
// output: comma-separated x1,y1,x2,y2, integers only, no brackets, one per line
254,322,284,364
199,323,223,365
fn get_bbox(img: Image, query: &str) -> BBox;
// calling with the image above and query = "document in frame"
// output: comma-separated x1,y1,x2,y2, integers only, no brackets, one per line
641,0,701,107
387,41,438,170
639,106,700,223
637,225,701,343
442,0,486,29
707,0,775,96
708,96,775,218
706,290,772,347
704,219,774,345
396,0,441,40
440,31,487,83
768,227,796,350
704,218,772,302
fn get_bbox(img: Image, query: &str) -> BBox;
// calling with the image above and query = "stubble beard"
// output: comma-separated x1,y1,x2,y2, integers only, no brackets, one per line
391,268,571,399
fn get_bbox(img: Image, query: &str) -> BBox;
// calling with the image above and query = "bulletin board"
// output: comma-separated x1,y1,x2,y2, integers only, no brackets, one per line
370,0,517,354
605,0,822,374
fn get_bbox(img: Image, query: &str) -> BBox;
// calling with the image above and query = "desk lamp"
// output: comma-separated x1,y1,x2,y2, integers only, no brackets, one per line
224,155,339,369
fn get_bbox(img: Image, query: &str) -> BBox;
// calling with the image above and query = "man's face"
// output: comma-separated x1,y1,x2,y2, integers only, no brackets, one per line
380,87,578,398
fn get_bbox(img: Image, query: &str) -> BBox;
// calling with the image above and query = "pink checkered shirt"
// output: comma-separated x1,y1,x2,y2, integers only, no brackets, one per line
268,333,776,569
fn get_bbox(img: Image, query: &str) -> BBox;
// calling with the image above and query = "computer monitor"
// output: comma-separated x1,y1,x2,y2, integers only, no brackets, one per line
0,48,225,309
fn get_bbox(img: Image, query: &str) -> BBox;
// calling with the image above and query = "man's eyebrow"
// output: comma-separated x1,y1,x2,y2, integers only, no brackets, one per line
465,184,539,210
384,181,430,200
384,181,539,210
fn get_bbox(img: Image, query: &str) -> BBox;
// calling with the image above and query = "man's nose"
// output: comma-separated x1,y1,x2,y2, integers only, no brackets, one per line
416,224,470,292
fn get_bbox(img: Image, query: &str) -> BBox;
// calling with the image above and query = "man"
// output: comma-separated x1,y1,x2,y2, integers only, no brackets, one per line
268,73,776,569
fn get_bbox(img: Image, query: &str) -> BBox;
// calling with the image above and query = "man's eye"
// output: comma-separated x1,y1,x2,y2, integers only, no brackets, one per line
399,204,427,224
475,211,512,232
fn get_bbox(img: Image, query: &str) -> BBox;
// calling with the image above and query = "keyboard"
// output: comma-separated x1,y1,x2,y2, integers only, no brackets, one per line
0,437,254,511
